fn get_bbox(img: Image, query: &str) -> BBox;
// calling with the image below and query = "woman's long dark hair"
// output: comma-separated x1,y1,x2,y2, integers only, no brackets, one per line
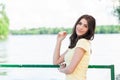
69,14,96,48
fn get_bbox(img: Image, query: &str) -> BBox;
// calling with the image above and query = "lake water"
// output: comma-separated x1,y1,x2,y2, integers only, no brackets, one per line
0,34,120,80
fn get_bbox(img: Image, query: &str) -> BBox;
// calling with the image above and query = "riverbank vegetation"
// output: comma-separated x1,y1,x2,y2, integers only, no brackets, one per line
0,4,9,40
10,25,120,35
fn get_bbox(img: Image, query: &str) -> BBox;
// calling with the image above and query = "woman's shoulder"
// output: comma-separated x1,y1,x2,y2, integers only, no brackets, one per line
76,38,91,47
78,38,90,43
76,38,91,51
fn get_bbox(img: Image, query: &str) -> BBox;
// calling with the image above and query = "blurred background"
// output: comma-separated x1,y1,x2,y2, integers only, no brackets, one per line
0,0,120,80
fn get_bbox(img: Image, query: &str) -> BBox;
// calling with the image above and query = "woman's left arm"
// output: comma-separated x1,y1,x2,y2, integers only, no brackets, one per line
59,47,85,74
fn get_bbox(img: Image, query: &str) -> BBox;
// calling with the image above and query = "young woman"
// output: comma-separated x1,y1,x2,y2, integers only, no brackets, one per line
53,14,96,80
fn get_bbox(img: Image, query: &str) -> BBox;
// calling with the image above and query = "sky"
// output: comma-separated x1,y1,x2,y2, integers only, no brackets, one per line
0,0,119,30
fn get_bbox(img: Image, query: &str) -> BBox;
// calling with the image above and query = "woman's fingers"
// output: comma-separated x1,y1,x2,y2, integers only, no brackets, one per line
58,31,67,37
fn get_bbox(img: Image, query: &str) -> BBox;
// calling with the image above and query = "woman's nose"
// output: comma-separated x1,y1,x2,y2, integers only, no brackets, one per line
78,25,84,29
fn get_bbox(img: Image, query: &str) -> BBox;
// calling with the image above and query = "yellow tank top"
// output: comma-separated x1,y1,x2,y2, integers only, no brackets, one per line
64,38,91,80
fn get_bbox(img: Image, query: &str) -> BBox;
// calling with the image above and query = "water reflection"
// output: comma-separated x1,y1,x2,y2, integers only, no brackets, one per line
0,40,8,76
0,40,8,62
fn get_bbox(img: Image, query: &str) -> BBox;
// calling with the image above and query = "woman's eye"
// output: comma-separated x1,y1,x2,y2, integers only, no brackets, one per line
78,22,82,25
78,22,88,28
84,25,88,28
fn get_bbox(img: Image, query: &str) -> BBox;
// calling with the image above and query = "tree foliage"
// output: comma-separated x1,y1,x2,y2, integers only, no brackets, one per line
0,3,9,40
114,0,120,23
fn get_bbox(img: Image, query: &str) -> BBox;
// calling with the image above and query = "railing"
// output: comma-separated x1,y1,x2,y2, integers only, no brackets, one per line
0,64,115,80
88,65,115,80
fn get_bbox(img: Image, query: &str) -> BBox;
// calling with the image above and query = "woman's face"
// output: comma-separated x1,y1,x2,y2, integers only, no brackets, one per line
76,18,88,36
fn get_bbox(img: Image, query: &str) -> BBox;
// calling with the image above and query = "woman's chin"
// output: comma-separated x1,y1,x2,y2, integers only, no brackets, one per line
77,33,83,36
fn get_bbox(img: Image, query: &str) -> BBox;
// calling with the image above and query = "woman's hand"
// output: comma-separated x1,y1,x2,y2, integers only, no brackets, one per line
57,31,67,42
58,63,66,73
59,63,66,69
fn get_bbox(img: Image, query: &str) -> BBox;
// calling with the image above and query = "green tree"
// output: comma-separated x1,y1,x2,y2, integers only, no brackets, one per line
113,0,120,23
0,3,9,40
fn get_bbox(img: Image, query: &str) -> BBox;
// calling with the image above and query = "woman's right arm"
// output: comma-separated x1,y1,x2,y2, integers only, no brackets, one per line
53,31,67,65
